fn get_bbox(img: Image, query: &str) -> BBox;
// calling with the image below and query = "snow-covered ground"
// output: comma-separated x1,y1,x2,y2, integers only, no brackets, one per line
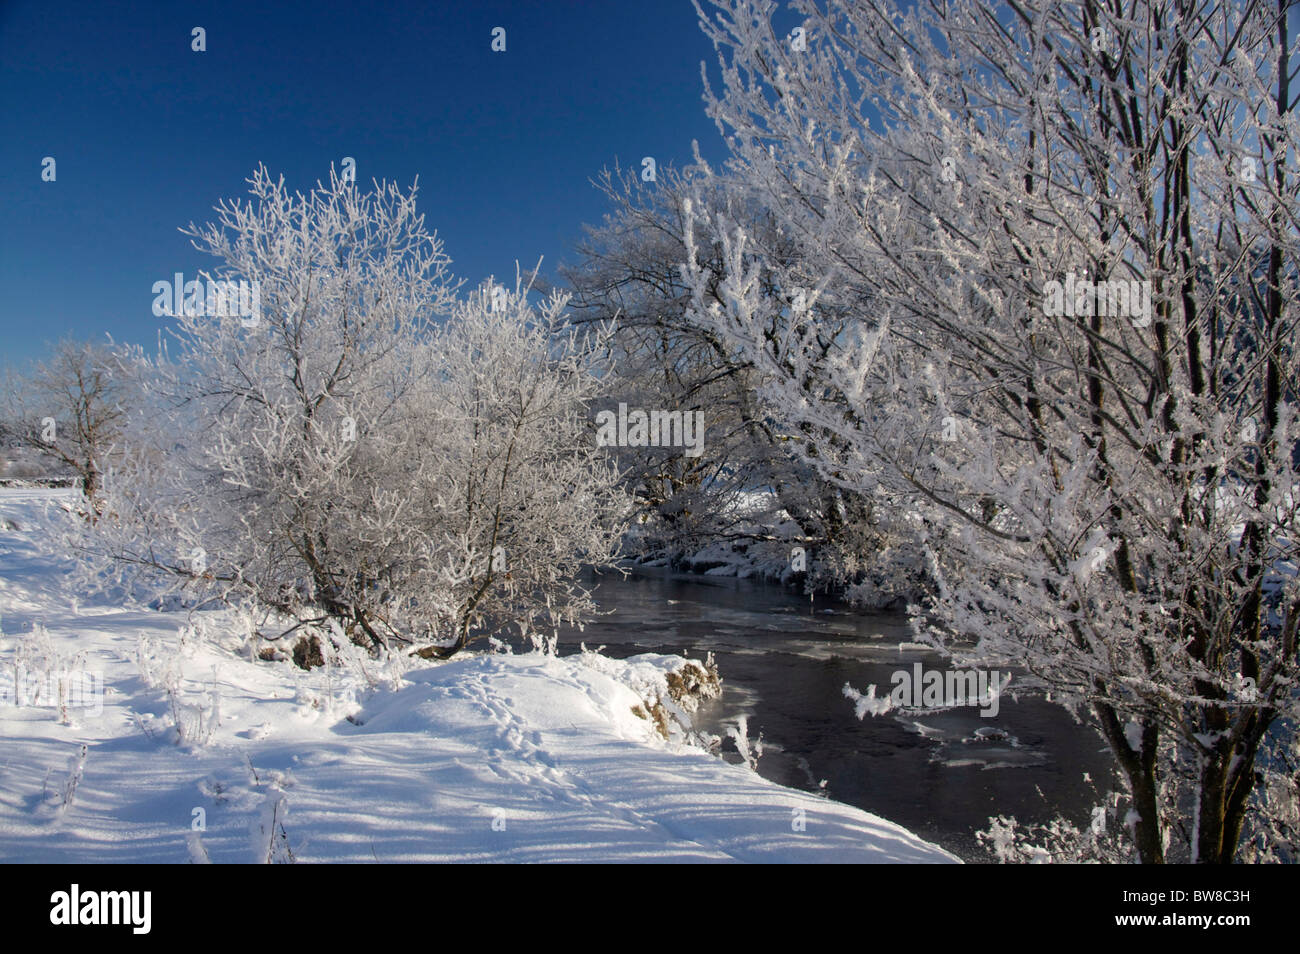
0,489,955,863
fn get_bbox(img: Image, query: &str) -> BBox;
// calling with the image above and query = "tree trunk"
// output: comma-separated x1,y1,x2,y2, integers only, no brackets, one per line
1096,702,1165,863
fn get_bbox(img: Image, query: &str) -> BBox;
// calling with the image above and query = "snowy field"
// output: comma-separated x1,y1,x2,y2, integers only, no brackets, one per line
0,489,955,863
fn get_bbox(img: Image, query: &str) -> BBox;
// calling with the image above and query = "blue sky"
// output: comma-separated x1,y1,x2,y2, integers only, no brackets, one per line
0,0,734,367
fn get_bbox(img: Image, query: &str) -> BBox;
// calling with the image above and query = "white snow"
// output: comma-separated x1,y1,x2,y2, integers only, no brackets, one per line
0,489,955,863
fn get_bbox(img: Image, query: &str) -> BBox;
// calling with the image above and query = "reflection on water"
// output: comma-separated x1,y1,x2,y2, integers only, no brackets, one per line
550,567,1116,862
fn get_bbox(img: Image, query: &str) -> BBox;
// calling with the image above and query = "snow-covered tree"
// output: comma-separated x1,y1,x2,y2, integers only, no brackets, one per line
682,0,1300,862
2,338,140,511
560,163,920,597
406,278,628,658
88,167,627,660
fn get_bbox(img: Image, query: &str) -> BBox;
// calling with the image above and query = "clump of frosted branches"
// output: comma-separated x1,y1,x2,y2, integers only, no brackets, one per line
81,166,628,664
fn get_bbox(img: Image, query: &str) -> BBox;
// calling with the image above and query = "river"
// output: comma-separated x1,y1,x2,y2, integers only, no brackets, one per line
552,566,1117,862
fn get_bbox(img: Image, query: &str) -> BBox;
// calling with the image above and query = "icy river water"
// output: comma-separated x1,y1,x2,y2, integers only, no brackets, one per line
553,566,1116,862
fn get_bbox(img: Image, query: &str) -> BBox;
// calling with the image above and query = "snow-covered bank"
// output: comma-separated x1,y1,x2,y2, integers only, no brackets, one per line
0,490,955,863
624,489,929,611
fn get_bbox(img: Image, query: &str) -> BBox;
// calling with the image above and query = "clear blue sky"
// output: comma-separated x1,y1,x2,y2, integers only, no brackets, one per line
0,0,734,367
